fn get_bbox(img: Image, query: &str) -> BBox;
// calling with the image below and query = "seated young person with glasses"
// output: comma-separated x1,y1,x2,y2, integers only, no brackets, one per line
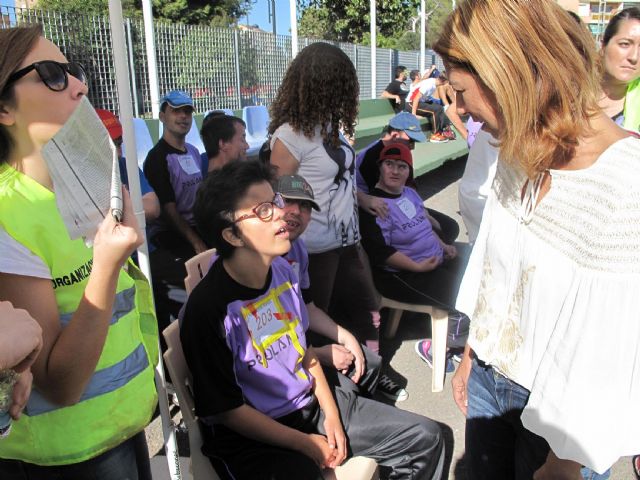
358,144,470,373
180,160,445,480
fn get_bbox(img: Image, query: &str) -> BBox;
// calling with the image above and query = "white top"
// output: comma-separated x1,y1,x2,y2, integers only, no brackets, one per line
409,78,437,102
0,226,50,279
456,136,640,473
458,129,499,242
271,124,359,253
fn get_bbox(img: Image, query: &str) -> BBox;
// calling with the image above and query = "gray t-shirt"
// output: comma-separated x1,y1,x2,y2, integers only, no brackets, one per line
271,124,359,253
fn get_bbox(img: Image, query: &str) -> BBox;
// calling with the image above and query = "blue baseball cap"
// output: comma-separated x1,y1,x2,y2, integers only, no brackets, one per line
388,112,427,143
160,90,194,109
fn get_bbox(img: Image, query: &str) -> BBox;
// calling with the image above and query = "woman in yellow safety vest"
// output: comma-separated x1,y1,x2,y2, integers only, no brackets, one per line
0,25,158,479
599,7,640,131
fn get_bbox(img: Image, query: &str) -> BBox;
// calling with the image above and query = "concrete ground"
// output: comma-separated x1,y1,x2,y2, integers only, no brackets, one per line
146,155,636,479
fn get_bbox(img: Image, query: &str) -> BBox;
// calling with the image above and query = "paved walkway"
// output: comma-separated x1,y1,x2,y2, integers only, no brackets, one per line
146,155,636,479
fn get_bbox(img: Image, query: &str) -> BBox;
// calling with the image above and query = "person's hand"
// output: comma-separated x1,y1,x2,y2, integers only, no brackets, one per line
361,194,389,219
93,186,143,269
339,331,365,384
443,244,457,260
9,370,33,420
452,350,472,416
299,433,336,468
395,95,401,104
533,451,582,480
0,302,43,372
416,256,440,272
322,415,347,468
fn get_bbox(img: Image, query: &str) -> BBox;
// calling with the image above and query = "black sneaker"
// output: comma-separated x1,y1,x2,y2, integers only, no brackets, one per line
377,374,408,402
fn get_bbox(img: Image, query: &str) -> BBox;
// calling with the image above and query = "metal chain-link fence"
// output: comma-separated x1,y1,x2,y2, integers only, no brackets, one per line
0,5,442,117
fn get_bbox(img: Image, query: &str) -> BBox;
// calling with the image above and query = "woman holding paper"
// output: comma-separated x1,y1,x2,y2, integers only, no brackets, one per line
0,25,158,479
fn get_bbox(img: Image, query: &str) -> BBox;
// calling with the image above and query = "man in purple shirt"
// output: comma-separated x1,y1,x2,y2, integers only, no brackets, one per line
358,143,470,373
276,174,384,398
181,160,444,479
143,90,205,344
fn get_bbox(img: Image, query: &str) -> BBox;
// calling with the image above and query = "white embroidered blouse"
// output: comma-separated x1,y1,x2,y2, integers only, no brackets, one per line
456,136,640,473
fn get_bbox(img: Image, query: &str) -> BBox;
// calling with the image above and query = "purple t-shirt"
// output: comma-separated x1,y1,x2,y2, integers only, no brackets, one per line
283,238,310,291
376,187,443,270
181,256,314,420
144,139,202,233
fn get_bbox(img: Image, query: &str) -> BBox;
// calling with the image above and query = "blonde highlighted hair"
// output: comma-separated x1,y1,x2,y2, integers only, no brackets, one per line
434,0,601,177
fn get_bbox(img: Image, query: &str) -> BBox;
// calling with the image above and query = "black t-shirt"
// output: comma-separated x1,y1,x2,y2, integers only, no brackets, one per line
143,138,187,206
385,79,409,113
358,188,399,267
180,259,254,420
359,140,385,193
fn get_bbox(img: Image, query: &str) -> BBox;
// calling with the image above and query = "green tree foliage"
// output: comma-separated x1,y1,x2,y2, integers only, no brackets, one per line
298,0,451,49
36,0,248,25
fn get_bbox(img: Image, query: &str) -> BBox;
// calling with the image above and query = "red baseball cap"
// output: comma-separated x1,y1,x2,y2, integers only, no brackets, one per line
95,109,123,141
379,143,413,168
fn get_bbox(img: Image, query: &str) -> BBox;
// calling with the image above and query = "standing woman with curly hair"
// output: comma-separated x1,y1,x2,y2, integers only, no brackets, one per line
436,0,640,478
268,43,403,398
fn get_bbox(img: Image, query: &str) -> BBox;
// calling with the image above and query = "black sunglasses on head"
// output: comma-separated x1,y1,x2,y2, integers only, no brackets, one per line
3,61,87,93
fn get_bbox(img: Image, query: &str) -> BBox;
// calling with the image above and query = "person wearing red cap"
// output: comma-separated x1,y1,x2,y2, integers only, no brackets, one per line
95,109,160,222
358,143,470,374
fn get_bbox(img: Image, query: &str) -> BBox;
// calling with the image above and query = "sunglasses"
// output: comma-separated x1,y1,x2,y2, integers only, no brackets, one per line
3,61,87,93
233,193,285,224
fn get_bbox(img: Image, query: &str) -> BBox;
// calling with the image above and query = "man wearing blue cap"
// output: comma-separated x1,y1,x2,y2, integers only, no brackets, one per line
143,90,205,341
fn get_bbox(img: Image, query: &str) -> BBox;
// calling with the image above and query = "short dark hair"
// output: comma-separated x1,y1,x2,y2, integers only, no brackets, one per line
603,7,640,46
409,69,421,81
395,66,407,79
200,114,245,158
195,160,274,259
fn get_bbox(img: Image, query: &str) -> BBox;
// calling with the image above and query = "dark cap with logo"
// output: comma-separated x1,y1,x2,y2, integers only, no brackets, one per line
275,175,321,212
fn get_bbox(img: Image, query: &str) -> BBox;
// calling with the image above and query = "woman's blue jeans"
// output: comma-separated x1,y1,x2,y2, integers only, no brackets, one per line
465,358,610,480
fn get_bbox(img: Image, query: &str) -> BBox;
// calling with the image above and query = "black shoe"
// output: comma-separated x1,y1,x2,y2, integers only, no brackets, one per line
377,374,408,402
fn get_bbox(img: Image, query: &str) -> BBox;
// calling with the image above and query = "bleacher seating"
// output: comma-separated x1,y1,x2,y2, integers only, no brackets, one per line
129,99,467,178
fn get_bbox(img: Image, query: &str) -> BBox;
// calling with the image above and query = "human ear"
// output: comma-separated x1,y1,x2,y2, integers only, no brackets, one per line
0,103,16,127
222,226,244,247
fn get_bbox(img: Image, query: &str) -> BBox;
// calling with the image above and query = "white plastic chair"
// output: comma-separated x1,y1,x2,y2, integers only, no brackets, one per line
120,117,154,170
163,321,221,480
184,249,216,295
380,296,449,393
242,105,270,157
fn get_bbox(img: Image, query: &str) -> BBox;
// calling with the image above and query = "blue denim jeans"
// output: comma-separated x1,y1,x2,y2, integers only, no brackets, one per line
0,430,152,480
465,358,551,480
466,359,612,480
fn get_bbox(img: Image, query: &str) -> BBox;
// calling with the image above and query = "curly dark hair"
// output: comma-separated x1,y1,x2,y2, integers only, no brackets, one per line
268,42,359,148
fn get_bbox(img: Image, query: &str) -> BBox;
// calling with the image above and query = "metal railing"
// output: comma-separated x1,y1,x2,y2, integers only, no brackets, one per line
1,5,442,117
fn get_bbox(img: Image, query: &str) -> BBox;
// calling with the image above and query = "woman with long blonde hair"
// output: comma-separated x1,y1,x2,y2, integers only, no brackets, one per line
435,0,640,478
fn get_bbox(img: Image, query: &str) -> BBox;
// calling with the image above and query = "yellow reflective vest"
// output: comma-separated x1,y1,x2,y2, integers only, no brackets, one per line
624,78,640,132
0,163,158,465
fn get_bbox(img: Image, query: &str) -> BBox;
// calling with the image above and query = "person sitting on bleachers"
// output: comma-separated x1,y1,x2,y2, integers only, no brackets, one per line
276,174,385,398
200,111,249,173
143,90,204,341
181,160,445,479
358,143,470,373
406,69,454,143
356,112,460,245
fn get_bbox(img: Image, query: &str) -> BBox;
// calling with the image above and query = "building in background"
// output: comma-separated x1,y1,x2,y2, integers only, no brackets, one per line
559,0,640,38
